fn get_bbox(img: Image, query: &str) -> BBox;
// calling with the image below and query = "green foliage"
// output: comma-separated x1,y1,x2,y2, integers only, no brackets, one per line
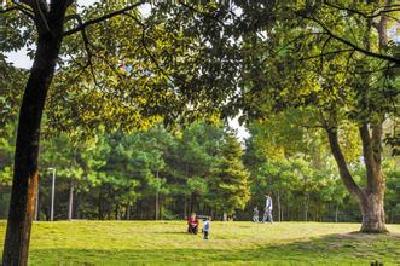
0,59,26,134
245,115,353,221
209,133,250,214
2,0,400,223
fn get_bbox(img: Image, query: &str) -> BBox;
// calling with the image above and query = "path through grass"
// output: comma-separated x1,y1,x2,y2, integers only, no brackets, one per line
0,221,399,265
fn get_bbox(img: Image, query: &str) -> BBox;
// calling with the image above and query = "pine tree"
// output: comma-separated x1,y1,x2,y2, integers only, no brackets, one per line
209,133,250,216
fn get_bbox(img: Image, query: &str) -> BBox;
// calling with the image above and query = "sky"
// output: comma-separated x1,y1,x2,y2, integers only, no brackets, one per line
4,0,250,141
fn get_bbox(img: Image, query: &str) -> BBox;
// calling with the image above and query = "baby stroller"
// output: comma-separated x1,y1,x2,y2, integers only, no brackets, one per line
253,207,260,222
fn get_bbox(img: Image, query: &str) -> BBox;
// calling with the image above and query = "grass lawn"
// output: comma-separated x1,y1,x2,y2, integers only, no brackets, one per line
0,221,399,265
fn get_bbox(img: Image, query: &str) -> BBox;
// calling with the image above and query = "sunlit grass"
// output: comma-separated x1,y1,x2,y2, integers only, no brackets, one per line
0,220,399,265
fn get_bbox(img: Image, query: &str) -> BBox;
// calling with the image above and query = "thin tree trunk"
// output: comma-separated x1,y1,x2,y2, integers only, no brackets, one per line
184,196,187,219
75,187,81,219
155,191,159,221
2,8,66,264
189,192,193,214
126,202,130,220
335,204,338,223
68,180,74,220
115,203,119,220
277,190,281,222
98,186,103,220
34,176,40,221
286,196,290,221
159,195,163,220
305,192,309,222
155,170,159,220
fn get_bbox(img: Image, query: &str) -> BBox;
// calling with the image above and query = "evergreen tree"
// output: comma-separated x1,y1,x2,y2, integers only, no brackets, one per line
209,133,250,216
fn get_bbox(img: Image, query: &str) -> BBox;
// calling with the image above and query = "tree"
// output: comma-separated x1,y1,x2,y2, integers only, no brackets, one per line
244,112,352,222
233,0,400,232
209,133,250,217
0,1,151,262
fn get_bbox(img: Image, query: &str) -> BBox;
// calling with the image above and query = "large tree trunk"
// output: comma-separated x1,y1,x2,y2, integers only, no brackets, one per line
327,126,386,233
360,191,386,232
2,16,65,265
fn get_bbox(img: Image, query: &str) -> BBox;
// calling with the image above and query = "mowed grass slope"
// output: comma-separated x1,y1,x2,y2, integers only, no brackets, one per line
0,221,399,265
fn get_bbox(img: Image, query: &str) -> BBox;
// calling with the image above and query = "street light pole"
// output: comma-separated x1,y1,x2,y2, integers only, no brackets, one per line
48,168,56,221
155,170,158,221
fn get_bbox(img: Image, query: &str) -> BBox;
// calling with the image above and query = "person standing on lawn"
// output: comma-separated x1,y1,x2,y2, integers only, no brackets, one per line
203,216,210,239
264,193,273,224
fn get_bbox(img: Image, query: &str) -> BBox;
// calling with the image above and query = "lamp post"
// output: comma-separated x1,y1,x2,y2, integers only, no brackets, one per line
47,168,56,221
155,170,159,221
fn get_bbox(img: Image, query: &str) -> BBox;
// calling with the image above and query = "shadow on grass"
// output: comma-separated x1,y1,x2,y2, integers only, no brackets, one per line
149,231,192,235
25,233,400,266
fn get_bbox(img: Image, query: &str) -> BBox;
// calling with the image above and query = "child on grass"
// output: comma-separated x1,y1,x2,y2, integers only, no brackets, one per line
202,216,210,239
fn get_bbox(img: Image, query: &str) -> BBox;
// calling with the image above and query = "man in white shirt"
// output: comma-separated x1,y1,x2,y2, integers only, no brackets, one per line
264,193,273,224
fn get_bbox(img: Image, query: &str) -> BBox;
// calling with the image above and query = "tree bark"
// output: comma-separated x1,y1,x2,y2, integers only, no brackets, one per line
2,6,66,263
360,192,386,232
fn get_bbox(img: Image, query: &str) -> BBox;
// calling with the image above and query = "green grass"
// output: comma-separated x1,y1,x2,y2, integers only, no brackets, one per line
0,221,400,265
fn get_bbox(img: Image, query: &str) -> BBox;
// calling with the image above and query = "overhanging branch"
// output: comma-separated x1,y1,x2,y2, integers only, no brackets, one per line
305,15,400,65
65,14,97,84
63,0,145,37
299,49,355,61
0,2,34,19
323,1,400,19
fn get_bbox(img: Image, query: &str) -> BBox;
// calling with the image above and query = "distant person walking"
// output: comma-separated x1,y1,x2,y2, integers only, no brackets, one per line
263,193,273,224
202,216,210,239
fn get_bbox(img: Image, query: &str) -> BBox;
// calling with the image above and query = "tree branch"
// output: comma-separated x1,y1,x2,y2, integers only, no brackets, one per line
19,0,34,8
0,2,34,19
0,6,18,14
298,49,354,61
63,1,145,36
323,1,400,19
326,126,364,199
33,0,50,33
179,0,227,26
65,14,97,85
303,15,400,65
